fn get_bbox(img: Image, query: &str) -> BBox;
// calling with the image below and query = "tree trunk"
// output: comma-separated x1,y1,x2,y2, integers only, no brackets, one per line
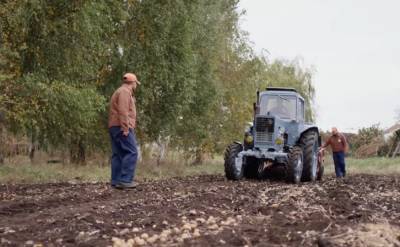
0,123,4,165
29,137,37,164
156,136,169,166
192,148,205,166
392,142,400,158
70,139,86,165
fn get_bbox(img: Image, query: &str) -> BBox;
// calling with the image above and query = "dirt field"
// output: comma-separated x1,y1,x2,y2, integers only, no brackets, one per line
1,174,400,246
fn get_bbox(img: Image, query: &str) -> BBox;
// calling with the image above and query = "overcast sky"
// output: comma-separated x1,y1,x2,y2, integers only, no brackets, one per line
239,0,400,132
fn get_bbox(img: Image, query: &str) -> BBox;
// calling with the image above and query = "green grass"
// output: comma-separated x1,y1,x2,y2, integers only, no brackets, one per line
1,156,399,184
0,158,223,184
324,156,400,175
0,163,110,184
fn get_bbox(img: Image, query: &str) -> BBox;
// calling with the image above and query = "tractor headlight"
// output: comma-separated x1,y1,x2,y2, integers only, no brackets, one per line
275,137,284,145
276,126,285,145
245,135,254,144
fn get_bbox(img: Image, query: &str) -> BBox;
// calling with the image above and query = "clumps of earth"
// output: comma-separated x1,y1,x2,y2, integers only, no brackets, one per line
1,174,399,246
112,213,240,246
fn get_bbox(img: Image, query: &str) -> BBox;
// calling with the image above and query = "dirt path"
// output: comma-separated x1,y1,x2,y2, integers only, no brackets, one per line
1,174,400,246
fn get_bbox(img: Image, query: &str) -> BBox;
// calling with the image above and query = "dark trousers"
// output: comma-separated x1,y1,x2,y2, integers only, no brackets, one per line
109,126,138,185
333,151,346,178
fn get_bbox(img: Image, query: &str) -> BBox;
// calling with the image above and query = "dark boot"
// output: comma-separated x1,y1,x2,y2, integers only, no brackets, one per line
115,182,137,190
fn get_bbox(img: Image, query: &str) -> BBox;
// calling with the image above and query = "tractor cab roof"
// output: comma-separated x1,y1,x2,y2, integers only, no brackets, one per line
266,87,297,93
260,87,304,101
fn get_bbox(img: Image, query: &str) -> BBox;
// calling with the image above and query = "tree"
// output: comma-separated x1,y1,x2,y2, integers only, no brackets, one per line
352,124,383,151
0,1,125,163
1,0,317,164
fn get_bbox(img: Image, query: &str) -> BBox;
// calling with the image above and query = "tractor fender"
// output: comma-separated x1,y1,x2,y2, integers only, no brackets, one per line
233,141,243,148
298,126,321,146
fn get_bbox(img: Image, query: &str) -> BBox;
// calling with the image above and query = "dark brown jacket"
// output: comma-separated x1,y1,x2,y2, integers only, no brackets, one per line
322,133,348,153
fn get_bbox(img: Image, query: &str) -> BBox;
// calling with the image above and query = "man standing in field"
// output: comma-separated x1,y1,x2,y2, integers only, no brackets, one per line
108,73,140,189
321,127,349,178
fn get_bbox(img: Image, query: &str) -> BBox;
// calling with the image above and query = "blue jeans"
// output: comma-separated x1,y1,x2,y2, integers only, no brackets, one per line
109,126,138,185
333,151,346,178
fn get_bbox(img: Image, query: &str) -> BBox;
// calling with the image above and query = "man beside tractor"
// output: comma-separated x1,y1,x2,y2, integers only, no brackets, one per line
321,127,349,178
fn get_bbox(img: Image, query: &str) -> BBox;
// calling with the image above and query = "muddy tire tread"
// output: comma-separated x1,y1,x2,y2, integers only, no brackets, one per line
300,131,318,182
286,146,303,184
224,142,243,180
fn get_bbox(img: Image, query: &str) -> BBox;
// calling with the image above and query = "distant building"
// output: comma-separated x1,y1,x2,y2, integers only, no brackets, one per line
384,122,400,141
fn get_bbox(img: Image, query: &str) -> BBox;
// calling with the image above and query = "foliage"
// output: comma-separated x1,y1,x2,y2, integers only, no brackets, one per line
352,124,384,151
0,0,123,162
0,0,317,163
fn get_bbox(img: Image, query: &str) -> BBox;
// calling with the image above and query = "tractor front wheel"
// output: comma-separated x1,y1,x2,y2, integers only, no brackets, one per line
224,142,244,180
286,146,303,184
300,131,319,182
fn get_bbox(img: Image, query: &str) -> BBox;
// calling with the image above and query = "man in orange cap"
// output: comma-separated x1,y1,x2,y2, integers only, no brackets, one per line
108,73,141,189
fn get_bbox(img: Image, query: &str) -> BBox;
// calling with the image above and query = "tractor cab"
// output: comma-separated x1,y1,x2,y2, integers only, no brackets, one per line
257,87,305,122
250,88,307,152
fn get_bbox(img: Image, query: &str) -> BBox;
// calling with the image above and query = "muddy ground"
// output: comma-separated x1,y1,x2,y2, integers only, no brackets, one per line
1,174,400,246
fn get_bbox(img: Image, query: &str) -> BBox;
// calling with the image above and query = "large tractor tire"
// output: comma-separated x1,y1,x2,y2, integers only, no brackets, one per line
224,142,244,180
299,131,319,182
286,146,303,184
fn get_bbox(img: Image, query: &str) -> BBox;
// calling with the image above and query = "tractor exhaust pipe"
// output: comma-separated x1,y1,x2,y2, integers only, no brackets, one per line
254,90,260,116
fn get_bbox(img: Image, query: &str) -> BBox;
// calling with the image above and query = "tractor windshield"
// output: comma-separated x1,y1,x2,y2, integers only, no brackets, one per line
259,95,297,119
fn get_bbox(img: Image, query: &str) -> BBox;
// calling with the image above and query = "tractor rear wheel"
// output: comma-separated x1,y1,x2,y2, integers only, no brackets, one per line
300,131,319,182
286,146,303,184
224,142,244,180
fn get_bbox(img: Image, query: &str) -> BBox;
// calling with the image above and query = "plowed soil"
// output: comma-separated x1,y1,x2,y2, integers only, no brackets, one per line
1,174,400,246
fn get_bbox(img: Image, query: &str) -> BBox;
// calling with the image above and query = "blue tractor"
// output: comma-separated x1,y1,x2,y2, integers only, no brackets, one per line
224,87,324,183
